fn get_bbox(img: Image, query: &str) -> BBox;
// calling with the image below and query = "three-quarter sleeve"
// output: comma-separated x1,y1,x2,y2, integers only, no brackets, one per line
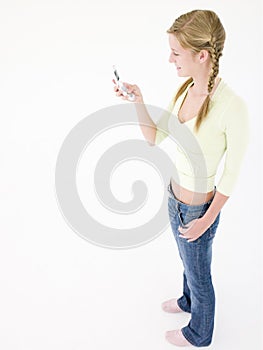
216,96,250,196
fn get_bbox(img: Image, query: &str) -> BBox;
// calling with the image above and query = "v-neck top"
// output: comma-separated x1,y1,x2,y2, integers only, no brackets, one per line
176,80,196,123
154,79,249,196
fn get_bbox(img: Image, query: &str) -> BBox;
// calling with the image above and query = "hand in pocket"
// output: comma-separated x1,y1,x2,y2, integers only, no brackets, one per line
178,218,209,242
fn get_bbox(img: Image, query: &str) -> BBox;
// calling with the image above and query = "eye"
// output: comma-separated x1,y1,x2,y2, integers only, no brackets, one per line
173,52,179,56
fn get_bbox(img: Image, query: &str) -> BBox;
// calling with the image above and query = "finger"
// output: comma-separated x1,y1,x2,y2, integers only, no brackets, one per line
113,79,120,90
123,82,133,92
179,230,191,237
187,238,197,243
116,93,124,98
179,229,195,238
178,225,189,233
116,88,124,95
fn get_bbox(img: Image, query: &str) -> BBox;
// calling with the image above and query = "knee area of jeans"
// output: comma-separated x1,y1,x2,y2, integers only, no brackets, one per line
183,276,214,293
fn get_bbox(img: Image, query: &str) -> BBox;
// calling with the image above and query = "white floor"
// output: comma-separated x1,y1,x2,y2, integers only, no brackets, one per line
0,165,262,349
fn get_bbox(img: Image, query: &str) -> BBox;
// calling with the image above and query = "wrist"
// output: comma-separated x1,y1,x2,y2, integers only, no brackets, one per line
200,214,216,229
134,97,144,104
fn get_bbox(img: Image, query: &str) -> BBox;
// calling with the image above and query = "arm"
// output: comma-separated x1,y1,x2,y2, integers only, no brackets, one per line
133,102,157,145
113,79,176,146
199,190,229,229
179,95,249,242
203,95,249,218
113,80,157,144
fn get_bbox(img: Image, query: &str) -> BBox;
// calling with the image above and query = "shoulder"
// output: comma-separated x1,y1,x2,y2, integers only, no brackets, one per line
213,80,246,108
213,80,249,128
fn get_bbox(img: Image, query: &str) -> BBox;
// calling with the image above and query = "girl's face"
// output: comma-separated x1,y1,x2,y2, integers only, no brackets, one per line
168,33,200,77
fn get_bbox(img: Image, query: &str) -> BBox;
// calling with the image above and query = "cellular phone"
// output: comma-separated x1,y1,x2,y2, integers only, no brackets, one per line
113,65,135,101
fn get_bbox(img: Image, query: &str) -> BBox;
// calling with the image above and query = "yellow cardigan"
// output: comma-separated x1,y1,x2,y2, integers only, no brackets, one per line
154,79,249,196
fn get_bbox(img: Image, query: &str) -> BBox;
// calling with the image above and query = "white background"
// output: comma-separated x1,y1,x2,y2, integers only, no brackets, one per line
0,0,262,349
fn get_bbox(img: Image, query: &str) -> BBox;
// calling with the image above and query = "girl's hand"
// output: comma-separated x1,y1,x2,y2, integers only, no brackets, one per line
178,218,210,242
112,79,144,103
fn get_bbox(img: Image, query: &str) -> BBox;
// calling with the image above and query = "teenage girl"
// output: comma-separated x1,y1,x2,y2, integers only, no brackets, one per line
113,9,249,347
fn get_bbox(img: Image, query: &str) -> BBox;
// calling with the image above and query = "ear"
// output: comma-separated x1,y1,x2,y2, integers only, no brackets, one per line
198,50,210,63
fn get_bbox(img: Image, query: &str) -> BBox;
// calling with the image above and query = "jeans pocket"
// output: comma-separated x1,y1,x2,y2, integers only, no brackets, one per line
168,198,177,224
208,211,221,238
180,207,206,227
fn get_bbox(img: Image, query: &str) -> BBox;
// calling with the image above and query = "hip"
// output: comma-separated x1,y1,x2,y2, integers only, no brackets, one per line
170,178,215,206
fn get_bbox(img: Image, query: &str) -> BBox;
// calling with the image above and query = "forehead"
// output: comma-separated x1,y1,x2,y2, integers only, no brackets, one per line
168,33,183,51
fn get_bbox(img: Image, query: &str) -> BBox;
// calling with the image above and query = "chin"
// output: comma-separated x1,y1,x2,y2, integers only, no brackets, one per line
177,71,185,77
177,70,190,78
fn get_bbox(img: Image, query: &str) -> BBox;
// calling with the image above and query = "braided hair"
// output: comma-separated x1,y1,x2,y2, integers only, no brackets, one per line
167,10,225,132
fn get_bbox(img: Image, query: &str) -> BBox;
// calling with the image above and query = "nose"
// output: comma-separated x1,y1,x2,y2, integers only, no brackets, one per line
169,52,175,63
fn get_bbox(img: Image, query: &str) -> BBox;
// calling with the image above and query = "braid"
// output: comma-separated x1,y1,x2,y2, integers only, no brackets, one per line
195,36,223,131
208,36,220,94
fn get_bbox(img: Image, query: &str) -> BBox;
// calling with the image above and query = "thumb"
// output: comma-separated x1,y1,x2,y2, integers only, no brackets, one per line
123,82,132,91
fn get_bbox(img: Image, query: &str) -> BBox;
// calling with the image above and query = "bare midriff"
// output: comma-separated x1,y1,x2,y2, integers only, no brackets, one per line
171,178,215,205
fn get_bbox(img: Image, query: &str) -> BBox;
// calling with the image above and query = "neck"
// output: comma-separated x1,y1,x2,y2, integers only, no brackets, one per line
190,68,217,96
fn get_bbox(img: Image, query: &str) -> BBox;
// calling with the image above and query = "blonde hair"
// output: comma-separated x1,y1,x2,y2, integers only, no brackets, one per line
167,10,226,131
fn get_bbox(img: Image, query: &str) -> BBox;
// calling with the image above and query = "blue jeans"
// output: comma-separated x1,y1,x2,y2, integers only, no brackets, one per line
167,181,221,347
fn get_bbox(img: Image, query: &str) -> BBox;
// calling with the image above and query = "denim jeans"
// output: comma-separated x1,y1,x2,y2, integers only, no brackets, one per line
167,181,221,347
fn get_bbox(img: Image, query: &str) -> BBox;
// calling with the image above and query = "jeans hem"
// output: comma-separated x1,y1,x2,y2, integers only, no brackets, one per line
181,328,195,347
177,298,191,313
181,327,212,347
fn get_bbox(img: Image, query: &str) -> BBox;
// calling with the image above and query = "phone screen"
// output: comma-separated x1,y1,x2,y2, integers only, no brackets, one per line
113,66,120,82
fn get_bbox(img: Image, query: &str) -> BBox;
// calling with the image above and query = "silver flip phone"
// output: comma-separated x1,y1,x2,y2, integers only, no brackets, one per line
113,65,135,101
